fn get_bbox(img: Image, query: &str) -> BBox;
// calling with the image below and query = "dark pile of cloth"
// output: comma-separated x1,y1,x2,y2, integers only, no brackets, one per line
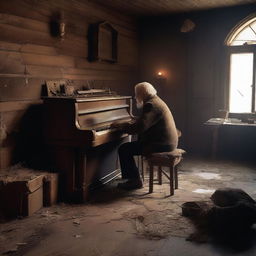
208,188,256,232
182,188,256,249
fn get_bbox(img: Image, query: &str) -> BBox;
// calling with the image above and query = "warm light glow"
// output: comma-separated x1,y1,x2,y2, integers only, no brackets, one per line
157,71,162,76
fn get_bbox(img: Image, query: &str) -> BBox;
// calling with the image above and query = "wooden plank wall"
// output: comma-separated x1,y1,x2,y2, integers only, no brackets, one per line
0,0,139,169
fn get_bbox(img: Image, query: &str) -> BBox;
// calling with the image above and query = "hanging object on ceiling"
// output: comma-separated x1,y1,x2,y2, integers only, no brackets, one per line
180,19,196,33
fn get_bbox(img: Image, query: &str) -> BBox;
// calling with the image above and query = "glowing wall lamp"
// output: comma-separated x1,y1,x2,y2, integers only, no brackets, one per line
157,71,163,77
156,71,166,80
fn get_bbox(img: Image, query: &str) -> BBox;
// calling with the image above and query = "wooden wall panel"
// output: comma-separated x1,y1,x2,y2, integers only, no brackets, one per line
0,78,45,100
118,37,139,66
0,41,21,52
0,1,137,38
0,13,49,33
20,44,58,56
0,52,25,74
0,100,42,112
0,0,139,169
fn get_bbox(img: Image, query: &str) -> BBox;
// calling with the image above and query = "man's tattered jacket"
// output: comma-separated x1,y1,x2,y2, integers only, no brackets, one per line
124,95,178,153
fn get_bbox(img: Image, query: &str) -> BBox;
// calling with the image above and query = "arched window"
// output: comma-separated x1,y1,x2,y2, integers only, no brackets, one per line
225,14,256,114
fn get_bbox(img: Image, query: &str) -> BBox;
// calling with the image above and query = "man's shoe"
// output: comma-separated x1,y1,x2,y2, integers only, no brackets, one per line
117,179,143,190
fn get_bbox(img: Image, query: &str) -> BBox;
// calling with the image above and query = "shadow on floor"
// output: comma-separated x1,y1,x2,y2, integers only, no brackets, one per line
211,226,256,253
88,178,173,204
88,179,145,204
187,213,256,253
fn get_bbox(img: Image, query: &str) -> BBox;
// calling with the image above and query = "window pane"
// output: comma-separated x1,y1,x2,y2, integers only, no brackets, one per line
250,21,256,34
229,53,254,113
235,26,256,41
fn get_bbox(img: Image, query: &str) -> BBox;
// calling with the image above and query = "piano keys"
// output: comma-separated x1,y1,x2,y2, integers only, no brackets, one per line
43,95,132,202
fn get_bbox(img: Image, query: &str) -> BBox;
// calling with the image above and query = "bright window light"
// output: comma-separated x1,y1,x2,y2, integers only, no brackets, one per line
229,53,254,113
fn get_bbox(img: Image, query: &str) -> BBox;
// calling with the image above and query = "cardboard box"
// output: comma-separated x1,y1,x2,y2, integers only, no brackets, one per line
0,175,44,218
43,173,59,206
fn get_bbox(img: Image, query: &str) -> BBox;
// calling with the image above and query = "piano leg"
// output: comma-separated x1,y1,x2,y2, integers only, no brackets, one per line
75,149,89,202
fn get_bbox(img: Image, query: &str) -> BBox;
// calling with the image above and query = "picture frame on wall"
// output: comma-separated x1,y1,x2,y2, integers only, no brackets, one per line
88,21,118,63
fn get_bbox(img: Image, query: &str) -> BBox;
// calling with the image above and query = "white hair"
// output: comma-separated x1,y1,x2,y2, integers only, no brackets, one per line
134,82,157,104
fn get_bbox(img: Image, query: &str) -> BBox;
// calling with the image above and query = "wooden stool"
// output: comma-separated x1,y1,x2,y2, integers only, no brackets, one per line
146,149,185,196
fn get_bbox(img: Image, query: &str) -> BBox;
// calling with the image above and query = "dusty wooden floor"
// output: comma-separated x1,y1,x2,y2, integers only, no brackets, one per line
1,157,256,256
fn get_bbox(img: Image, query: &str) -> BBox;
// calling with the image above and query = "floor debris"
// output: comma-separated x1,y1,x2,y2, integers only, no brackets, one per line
1,157,256,255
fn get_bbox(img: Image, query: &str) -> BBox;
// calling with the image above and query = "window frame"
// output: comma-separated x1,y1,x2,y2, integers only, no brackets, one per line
225,13,256,46
225,12,256,118
226,45,256,115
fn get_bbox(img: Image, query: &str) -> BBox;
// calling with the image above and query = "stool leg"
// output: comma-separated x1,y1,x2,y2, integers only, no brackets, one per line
136,156,141,177
170,166,174,196
174,164,178,189
158,166,162,185
141,157,144,181
149,164,154,193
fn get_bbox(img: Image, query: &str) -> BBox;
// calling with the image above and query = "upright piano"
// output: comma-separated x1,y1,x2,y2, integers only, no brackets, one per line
43,93,132,202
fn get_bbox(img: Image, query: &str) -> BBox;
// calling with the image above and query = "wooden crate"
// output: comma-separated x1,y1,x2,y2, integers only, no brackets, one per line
0,175,44,218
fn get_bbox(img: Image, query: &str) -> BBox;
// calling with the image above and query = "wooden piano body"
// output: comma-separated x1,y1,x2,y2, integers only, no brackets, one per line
43,95,132,202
